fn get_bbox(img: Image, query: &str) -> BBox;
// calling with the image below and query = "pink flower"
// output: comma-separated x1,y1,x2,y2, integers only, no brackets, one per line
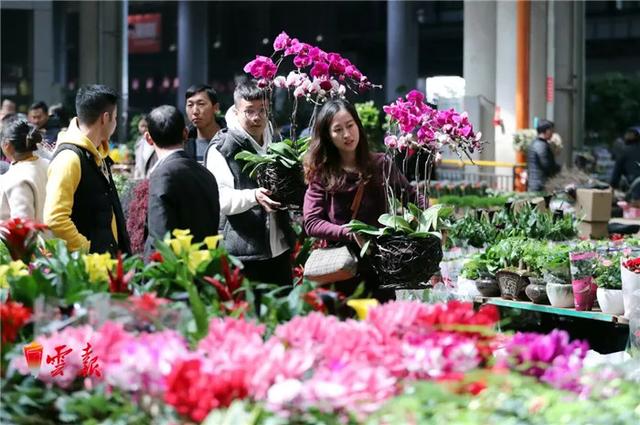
273,76,287,88
406,90,425,104
384,135,398,149
293,54,313,69
308,46,327,62
243,55,278,80
310,61,330,78
284,39,307,56
273,31,290,51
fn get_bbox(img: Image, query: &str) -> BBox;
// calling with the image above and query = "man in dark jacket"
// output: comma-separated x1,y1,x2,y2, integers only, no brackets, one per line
527,119,560,192
144,105,220,257
610,126,640,196
184,84,224,163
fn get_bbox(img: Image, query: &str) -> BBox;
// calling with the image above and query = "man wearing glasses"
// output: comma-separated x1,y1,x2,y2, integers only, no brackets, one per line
204,80,294,292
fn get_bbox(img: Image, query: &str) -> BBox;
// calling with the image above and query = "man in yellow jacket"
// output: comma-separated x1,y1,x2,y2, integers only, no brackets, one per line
44,85,131,255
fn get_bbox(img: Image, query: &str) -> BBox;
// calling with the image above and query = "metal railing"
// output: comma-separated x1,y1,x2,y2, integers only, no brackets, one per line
433,159,526,192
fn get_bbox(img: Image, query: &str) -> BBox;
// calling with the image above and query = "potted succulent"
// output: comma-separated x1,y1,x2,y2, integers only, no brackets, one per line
345,203,452,290
235,137,309,208
595,255,624,315
621,256,640,319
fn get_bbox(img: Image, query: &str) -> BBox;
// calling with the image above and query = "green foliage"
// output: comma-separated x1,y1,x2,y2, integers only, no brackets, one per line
234,137,310,178
127,113,145,148
595,252,623,290
447,213,497,249
437,195,509,209
513,128,537,152
355,101,384,152
585,72,640,145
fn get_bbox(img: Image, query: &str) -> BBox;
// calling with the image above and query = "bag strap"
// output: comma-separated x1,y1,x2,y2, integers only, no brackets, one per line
350,180,366,220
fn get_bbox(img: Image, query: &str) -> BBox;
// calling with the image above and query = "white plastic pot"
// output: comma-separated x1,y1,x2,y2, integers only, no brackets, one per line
621,263,640,319
546,282,574,308
596,287,624,315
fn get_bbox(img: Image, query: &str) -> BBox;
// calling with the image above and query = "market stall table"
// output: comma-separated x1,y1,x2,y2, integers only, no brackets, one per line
474,296,630,354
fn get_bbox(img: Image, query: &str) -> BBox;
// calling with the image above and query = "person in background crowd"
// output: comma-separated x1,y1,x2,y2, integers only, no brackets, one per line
527,119,560,192
0,119,49,221
44,84,131,255
184,84,225,163
0,99,16,121
303,99,424,301
0,114,17,175
49,103,70,131
143,105,220,258
28,101,60,149
133,115,157,179
204,80,294,287
611,126,640,201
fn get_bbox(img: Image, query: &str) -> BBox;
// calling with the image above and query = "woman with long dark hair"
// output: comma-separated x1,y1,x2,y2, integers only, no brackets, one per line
303,99,423,300
0,118,49,221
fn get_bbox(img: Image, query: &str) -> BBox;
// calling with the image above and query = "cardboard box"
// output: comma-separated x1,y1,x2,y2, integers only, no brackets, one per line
512,197,547,213
577,221,609,239
576,188,613,222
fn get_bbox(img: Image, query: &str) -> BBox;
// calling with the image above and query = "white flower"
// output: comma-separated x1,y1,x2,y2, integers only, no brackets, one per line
293,86,306,98
273,76,287,88
267,378,303,406
338,84,346,95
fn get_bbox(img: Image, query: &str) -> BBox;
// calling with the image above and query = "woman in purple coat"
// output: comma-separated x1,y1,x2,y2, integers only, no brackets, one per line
302,99,424,300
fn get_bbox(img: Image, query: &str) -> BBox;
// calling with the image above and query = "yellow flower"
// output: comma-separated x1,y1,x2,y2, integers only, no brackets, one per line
204,235,223,250
109,148,121,163
167,229,194,255
0,260,29,288
83,253,116,283
188,250,211,274
347,299,379,320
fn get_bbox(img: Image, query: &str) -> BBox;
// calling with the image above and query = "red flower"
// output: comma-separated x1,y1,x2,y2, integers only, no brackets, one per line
293,265,305,286
149,251,164,263
107,252,134,294
125,180,149,254
623,257,640,273
204,256,245,303
0,301,32,343
464,380,487,395
165,358,248,422
128,292,168,318
0,218,47,261
609,233,624,242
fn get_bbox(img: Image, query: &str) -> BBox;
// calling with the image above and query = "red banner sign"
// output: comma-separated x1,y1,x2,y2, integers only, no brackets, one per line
546,76,554,103
128,14,162,54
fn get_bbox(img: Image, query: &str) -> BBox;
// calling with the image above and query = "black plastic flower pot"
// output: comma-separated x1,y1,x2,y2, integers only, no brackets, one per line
255,162,306,209
371,234,443,290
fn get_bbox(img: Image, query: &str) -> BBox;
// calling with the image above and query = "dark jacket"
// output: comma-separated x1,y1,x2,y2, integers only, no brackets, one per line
527,137,560,192
184,118,226,163
610,142,640,189
53,143,131,255
207,128,295,261
145,150,220,256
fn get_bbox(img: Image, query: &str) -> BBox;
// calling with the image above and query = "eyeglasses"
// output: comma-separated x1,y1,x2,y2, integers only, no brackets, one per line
241,108,267,119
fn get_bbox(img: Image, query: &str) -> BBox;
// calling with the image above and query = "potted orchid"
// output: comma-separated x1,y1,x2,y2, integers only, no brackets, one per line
348,90,484,290
239,31,380,207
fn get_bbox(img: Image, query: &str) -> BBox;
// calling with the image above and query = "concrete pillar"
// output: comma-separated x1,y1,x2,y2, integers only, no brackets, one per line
463,0,497,163
494,0,518,166
78,1,122,89
386,1,418,101
32,1,56,104
529,0,548,126
554,0,585,166
177,0,208,107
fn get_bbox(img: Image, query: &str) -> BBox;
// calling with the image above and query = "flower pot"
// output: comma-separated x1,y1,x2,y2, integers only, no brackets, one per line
569,251,598,311
475,276,500,297
546,282,574,308
371,234,443,290
525,277,549,304
572,278,597,311
256,163,305,208
515,150,527,164
496,270,529,301
621,262,640,319
596,287,624,315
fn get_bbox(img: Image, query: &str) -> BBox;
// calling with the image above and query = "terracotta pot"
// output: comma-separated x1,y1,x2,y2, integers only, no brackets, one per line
546,282,574,308
596,287,624,315
496,270,529,301
475,276,500,297
525,277,549,304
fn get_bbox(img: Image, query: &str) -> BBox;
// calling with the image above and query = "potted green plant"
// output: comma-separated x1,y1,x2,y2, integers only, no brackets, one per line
521,240,549,304
539,243,574,308
595,255,624,315
486,237,530,301
345,203,452,290
460,253,500,297
235,137,309,208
